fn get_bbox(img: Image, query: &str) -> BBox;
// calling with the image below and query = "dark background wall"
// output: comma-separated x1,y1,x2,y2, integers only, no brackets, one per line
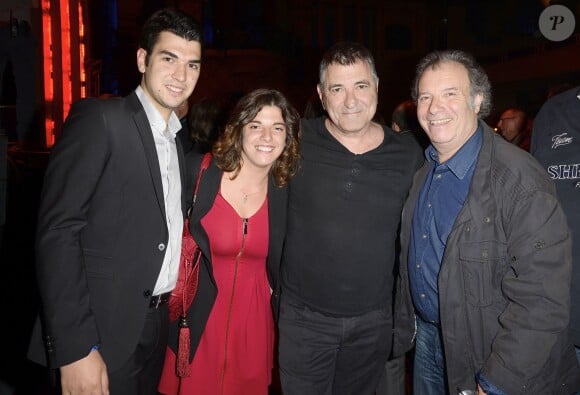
97,0,580,124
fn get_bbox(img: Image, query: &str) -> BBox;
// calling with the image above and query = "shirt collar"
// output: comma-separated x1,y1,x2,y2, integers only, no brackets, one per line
135,86,181,139
426,123,483,179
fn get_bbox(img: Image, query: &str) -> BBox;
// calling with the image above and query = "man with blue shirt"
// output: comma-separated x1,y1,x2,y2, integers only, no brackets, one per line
392,49,580,394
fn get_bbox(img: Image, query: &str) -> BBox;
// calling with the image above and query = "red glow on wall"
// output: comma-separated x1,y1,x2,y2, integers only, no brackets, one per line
42,0,87,148
60,0,72,122
79,2,86,98
42,0,55,147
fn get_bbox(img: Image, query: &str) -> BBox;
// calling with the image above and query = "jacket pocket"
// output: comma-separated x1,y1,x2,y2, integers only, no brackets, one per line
459,241,507,307
83,249,114,278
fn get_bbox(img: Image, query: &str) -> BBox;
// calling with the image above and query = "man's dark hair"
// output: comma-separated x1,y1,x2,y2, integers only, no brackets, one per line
139,8,203,65
318,41,378,89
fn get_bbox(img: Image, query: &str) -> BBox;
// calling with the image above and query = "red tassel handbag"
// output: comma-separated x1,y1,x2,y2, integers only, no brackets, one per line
168,152,212,377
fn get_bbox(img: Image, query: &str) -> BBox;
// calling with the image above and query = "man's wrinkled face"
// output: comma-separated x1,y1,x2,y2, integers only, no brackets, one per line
317,60,378,135
416,61,482,162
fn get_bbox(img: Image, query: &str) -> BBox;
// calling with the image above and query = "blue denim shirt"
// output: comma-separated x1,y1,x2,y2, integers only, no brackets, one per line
478,371,507,395
408,126,482,324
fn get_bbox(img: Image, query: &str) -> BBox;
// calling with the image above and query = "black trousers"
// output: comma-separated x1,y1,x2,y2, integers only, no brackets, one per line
376,355,406,395
278,296,391,395
108,304,169,395
41,304,169,395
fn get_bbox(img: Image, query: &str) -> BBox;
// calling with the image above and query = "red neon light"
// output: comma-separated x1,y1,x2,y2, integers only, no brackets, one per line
79,1,86,98
42,0,54,147
60,0,72,122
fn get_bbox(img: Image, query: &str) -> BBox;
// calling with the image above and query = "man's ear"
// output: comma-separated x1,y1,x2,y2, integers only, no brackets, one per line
137,48,147,73
316,85,325,110
473,93,483,114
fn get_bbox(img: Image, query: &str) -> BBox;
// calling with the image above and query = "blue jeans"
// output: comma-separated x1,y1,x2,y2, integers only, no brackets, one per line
413,316,447,395
575,347,580,395
278,296,391,395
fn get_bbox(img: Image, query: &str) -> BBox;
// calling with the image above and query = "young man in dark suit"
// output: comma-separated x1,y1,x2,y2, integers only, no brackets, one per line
27,8,203,394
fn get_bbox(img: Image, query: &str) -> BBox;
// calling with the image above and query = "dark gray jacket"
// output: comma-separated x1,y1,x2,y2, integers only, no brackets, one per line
393,124,580,394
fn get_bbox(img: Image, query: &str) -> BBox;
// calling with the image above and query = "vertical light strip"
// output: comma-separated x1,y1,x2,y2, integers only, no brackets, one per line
60,0,72,121
78,1,86,98
42,0,55,147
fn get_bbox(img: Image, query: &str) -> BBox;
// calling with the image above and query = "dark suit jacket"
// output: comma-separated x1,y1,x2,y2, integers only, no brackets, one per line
167,153,288,361
28,92,186,372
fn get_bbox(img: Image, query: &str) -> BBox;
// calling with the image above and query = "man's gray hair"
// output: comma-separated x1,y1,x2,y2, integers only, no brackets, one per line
411,49,492,119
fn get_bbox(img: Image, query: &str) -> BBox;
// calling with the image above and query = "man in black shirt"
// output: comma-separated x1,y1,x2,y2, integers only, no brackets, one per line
278,41,423,395
531,85,580,366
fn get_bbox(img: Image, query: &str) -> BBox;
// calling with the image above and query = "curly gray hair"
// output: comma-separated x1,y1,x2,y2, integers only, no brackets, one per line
411,49,492,119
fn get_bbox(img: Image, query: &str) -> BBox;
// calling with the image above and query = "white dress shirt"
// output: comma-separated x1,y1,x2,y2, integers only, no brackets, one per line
135,86,183,296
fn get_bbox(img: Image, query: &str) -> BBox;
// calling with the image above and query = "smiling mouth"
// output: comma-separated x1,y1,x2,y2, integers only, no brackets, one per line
429,118,451,125
255,145,275,152
166,85,184,94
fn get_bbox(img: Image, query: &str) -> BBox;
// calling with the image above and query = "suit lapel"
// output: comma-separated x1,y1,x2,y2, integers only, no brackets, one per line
266,180,287,288
267,180,287,263
130,94,167,222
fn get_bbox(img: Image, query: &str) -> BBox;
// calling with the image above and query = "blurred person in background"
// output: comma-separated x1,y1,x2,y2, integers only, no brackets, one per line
531,85,580,367
495,107,531,151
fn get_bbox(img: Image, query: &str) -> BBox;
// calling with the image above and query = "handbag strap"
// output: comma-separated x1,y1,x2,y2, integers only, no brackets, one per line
191,152,212,209
181,152,211,316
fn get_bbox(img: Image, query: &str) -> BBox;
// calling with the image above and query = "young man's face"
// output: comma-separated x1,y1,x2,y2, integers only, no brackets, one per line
317,60,378,136
137,31,202,120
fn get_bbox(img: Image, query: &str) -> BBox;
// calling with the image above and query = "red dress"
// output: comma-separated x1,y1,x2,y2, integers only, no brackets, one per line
158,192,274,395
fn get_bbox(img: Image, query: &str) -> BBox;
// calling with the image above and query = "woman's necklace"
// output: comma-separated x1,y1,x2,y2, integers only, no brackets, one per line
241,189,261,203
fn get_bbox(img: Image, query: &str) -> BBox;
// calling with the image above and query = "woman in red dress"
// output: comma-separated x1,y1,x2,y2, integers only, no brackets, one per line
159,88,301,395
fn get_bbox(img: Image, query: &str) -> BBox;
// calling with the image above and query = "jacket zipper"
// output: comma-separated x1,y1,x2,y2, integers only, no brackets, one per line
218,217,247,394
